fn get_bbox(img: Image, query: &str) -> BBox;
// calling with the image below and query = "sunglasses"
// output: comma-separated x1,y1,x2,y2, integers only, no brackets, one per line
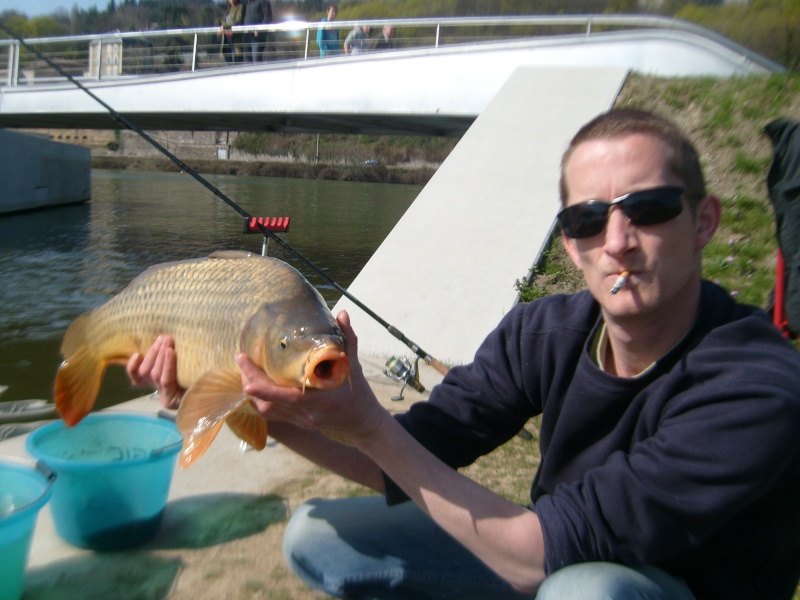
558,186,686,239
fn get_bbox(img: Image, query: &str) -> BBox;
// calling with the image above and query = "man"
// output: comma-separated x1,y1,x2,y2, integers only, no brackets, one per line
343,24,370,54
242,0,273,63
316,4,340,57
129,109,800,599
370,25,395,50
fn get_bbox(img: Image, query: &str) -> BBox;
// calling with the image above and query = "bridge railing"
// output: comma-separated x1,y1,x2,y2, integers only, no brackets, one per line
0,14,780,86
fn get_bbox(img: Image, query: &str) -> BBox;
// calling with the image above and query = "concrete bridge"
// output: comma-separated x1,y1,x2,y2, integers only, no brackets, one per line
0,15,783,135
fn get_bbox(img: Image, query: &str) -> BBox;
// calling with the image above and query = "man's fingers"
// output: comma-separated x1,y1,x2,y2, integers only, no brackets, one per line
126,352,144,384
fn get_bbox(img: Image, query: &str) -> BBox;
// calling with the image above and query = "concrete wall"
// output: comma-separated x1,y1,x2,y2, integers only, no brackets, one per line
0,129,91,215
334,66,629,366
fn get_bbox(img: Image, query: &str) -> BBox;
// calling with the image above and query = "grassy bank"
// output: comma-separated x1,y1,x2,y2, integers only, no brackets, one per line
91,155,438,186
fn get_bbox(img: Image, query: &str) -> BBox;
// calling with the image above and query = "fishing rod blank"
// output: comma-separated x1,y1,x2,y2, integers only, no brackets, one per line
0,23,449,376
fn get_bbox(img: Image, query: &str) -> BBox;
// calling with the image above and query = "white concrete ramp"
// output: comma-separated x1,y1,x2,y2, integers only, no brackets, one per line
334,66,628,366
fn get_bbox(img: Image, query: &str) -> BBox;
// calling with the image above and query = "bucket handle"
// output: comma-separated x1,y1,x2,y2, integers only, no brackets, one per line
35,460,56,483
33,460,57,502
149,411,183,457
151,439,183,458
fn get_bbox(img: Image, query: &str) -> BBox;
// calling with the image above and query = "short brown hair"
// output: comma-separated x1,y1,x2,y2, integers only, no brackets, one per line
559,108,706,207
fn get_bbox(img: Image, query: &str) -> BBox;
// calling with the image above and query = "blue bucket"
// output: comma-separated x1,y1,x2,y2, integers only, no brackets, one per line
0,457,55,600
25,413,182,551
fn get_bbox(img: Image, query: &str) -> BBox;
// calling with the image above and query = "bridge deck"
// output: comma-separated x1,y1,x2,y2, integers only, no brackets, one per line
0,18,784,135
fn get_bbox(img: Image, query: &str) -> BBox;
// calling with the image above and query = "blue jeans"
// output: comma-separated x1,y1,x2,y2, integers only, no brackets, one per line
243,32,263,62
283,496,696,600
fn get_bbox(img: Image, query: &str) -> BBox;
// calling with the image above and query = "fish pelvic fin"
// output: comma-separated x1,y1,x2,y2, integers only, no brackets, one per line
175,368,261,468
54,342,106,427
227,404,268,451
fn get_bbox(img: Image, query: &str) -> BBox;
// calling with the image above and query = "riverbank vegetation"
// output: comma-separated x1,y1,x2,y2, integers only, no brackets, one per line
91,153,440,184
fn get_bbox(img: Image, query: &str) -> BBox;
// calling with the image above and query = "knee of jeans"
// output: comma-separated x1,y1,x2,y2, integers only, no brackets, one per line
536,563,638,600
283,499,319,563
536,562,691,600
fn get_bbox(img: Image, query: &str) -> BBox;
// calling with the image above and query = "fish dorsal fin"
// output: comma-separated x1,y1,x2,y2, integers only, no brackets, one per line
208,250,257,260
176,368,252,468
227,404,268,451
54,341,106,427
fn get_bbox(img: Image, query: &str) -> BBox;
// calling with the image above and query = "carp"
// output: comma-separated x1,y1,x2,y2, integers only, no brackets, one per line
53,250,350,467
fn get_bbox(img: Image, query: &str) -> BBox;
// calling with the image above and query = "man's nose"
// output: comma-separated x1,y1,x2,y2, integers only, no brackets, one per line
603,206,637,252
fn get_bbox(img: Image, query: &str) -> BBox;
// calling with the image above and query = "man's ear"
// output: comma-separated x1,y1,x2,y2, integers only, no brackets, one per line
695,195,721,251
562,232,584,271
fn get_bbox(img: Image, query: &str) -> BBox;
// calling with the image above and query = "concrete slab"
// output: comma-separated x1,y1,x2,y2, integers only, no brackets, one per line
334,66,628,366
0,355,444,599
0,130,91,215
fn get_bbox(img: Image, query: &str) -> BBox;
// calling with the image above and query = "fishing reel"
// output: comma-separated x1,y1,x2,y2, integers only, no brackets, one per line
384,355,425,401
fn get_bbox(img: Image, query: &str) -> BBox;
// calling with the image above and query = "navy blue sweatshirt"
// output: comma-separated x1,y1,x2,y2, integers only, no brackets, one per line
388,281,800,600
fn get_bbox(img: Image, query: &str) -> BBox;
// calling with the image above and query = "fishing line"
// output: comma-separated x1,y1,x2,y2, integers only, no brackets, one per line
1,23,449,375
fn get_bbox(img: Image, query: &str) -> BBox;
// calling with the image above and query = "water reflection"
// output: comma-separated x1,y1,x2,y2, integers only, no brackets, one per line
0,169,420,407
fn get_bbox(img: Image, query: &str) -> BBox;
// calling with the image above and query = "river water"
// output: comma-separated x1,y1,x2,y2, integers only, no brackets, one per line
0,169,421,408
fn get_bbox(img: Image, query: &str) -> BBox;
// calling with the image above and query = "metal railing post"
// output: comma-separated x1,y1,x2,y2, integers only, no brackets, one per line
192,33,198,72
435,23,441,48
7,41,17,86
304,28,310,60
96,39,103,80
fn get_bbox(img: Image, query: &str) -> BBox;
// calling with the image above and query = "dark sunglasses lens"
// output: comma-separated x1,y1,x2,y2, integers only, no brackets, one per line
622,188,684,226
558,204,609,239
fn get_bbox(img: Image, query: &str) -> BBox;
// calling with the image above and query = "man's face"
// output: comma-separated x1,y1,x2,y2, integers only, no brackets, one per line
327,7,337,20
561,133,718,324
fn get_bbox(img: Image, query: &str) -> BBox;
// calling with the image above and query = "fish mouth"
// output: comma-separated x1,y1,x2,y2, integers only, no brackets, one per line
303,345,350,391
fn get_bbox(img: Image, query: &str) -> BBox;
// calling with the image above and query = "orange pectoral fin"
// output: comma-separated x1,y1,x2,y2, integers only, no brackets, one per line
175,368,250,468
54,344,106,427
227,404,267,451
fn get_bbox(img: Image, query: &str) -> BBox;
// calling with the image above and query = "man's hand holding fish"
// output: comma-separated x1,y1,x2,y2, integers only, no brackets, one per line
126,334,183,410
236,310,387,445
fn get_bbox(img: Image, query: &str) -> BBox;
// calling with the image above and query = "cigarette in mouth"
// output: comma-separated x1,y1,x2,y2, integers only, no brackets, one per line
610,271,630,295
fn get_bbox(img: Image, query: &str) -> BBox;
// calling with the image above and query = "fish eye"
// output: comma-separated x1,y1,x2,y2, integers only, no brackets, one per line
279,335,289,350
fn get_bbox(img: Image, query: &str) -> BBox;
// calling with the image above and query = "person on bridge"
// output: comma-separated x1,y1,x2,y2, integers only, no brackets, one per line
219,0,245,64
316,4,340,57
370,25,395,51
128,109,800,600
343,24,371,55
242,0,273,63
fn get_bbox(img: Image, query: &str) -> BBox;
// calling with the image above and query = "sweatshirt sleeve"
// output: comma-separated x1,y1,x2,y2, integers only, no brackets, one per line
385,294,595,504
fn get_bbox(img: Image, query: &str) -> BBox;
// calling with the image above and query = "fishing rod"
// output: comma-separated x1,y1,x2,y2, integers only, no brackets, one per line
1,23,449,376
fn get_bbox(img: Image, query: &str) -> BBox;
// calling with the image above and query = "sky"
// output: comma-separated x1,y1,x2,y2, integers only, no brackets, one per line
1,0,105,18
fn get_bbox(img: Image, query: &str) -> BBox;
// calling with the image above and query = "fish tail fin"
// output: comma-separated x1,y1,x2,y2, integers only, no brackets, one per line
54,338,106,427
176,368,257,468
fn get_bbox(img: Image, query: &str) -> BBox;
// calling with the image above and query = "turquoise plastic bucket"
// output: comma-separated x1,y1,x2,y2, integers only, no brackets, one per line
25,413,182,551
0,457,55,600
